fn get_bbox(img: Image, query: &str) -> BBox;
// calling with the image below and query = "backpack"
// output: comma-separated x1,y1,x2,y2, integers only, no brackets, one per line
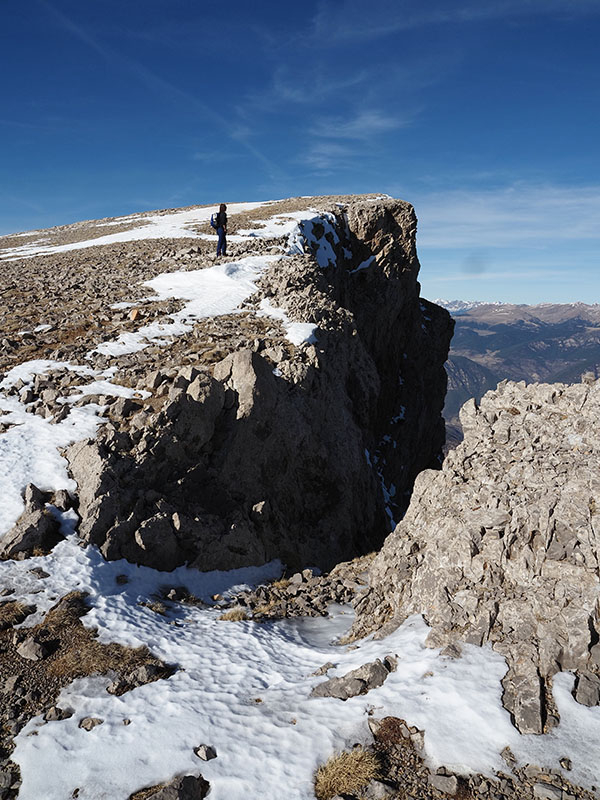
210,213,218,229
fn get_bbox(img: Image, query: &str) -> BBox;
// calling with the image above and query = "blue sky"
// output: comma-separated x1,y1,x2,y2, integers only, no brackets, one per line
1,0,599,304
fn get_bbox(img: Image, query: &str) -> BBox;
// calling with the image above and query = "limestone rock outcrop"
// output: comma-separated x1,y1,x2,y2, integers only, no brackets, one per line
0,484,63,560
66,197,452,572
350,376,600,734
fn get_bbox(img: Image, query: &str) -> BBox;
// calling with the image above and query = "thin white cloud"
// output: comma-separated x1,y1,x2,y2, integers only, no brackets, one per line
272,66,369,105
304,141,357,171
303,109,416,171
235,65,373,121
412,183,600,249
430,268,576,283
312,0,600,43
310,110,411,140
412,181,600,303
0,119,40,130
0,193,46,216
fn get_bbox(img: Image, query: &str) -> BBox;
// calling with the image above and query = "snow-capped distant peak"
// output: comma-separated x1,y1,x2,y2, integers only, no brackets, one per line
433,299,504,313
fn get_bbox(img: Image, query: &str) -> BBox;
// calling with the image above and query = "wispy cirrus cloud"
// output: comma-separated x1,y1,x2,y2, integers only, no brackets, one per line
310,109,415,140
235,65,372,119
38,0,286,181
410,181,600,302
303,141,357,171
311,0,600,43
271,66,370,105
302,108,417,171
430,267,575,283
0,118,40,130
412,183,600,249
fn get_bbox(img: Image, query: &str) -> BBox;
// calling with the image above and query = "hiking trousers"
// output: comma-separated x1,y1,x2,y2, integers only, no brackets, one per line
217,227,227,256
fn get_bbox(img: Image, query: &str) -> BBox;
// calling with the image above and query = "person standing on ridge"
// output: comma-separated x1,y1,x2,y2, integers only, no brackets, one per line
214,203,227,257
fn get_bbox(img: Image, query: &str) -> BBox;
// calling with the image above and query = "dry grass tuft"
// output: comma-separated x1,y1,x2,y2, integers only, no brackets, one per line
218,607,248,622
0,600,36,630
252,601,277,618
314,747,381,800
138,599,167,615
38,592,165,682
270,577,290,591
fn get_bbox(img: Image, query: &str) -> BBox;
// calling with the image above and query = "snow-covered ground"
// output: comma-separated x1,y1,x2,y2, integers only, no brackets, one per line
4,535,600,799
0,202,272,261
1,203,600,798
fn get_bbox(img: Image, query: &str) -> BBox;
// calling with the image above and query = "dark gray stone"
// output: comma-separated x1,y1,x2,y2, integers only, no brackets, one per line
573,671,600,707
193,744,217,761
145,774,210,799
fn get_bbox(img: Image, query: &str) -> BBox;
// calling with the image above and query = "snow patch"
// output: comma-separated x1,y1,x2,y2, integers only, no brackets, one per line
0,202,272,261
350,255,375,274
95,255,281,357
286,212,339,268
258,299,318,347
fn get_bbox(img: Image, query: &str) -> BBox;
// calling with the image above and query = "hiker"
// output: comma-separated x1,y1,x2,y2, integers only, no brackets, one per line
213,203,227,256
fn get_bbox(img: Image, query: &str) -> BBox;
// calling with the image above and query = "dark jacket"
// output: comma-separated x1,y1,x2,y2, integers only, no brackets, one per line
216,211,227,229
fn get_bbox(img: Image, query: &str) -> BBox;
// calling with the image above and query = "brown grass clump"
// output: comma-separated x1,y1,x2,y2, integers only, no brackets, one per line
138,599,167,615
270,577,290,591
40,592,165,681
314,748,382,800
218,607,248,622
0,600,36,630
252,601,277,618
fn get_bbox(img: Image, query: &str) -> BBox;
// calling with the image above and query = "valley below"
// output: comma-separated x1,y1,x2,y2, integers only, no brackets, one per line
440,301,600,447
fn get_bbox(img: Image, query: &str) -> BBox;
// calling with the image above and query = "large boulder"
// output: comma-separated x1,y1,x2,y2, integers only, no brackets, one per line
350,377,600,734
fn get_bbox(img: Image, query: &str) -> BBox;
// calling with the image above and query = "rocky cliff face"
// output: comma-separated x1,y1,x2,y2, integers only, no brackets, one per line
57,196,452,572
351,375,600,734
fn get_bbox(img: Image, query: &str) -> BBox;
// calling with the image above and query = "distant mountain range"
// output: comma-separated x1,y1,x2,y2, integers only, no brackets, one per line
434,299,504,314
439,301,600,446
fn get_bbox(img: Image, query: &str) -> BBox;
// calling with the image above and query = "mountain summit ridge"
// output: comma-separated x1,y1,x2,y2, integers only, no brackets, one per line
0,194,452,572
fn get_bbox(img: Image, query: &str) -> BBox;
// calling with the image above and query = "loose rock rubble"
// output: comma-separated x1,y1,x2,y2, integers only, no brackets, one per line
316,716,599,800
310,655,397,699
221,555,373,620
0,485,65,561
351,377,600,736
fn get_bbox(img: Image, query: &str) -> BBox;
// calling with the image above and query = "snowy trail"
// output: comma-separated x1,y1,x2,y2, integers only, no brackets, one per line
95,254,281,357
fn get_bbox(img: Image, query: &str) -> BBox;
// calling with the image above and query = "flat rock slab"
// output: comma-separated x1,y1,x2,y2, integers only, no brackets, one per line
311,657,394,700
